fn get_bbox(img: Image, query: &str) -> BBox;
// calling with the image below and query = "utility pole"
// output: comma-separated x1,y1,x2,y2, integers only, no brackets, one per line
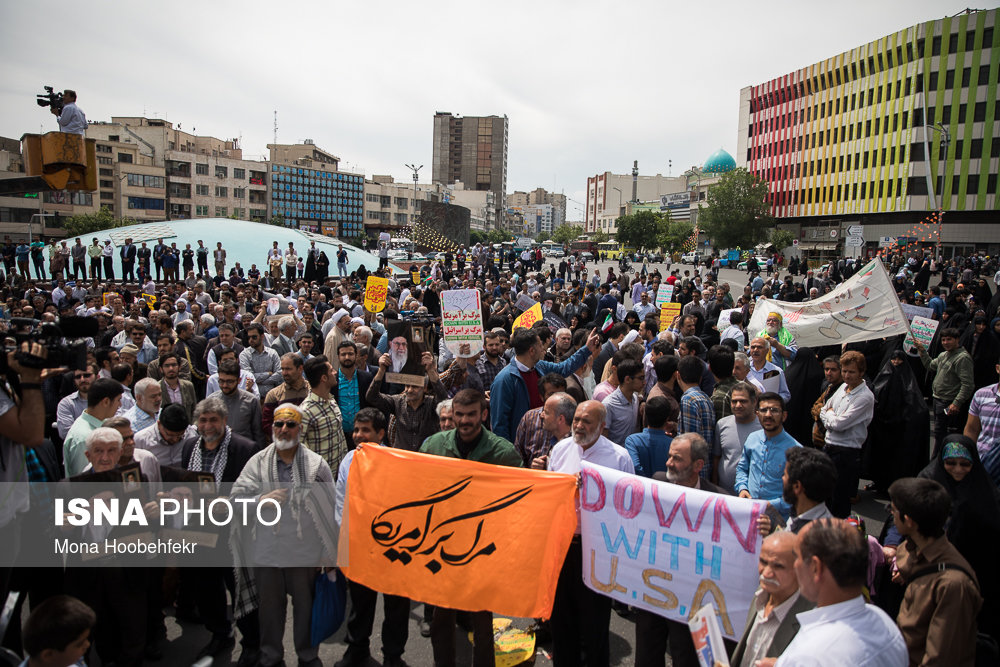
631,160,639,203
404,163,422,256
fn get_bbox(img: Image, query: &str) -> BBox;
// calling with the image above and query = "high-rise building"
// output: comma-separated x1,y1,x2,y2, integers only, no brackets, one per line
432,112,508,224
509,188,566,231
738,8,999,259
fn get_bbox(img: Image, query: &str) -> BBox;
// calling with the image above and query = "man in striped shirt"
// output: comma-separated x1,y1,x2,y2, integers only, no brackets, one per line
677,355,716,478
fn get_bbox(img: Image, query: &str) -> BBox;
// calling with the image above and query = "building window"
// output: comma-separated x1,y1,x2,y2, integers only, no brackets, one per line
126,174,164,188
233,187,245,199
215,207,228,217
127,197,165,210
118,153,133,164
233,168,246,179
99,168,113,177
966,175,980,193
215,166,228,178
195,184,209,196
100,180,113,189
215,186,227,197
196,205,209,216
196,163,209,175
100,191,114,200
96,144,112,154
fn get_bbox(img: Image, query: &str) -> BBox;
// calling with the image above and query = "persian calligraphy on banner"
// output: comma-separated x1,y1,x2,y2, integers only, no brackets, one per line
341,446,577,619
655,284,675,308
747,258,908,347
441,289,484,358
659,302,681,332
141,293,158,306
904,315,940,356
513,303,542,331
579,463,764,640
363,276,389,313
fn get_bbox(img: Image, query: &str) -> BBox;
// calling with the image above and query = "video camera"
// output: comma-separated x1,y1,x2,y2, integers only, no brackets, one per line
36,86,64,114
3,316,97,371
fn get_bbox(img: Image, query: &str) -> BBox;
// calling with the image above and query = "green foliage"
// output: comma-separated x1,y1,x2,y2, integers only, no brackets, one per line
699,168,773,249
469,230,487,246
551,223,583,245
591,230,610,243
63,206,135,238
660,219,694,252
535,231,551,243
615,209,669,251
268,214,286,227
770,228,795,251
486,229,510,245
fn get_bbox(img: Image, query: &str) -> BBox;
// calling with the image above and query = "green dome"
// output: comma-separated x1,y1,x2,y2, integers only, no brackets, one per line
703,148,736,174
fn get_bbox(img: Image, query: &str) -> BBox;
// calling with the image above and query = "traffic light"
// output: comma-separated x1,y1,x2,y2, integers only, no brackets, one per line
21,132,97,191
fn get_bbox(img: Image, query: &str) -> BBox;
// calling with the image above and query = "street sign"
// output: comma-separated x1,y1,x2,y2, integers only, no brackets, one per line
878,236,896,247
829,229,839,238
845,236,864,247
792,239,799,246
847,225,863,236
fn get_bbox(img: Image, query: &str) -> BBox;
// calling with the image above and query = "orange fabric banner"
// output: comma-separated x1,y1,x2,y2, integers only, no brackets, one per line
512,302,542,330
341,445,578,619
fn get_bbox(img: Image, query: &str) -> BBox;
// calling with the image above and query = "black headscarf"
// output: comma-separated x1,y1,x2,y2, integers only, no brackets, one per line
782,346,824,446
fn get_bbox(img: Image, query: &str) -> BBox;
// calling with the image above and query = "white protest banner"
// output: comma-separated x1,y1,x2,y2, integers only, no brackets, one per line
655,284,675,308
901,303,934,322
716,308,740,328
579,462,764,640
747,258,908,347
903,315,939,356
441,289,484,358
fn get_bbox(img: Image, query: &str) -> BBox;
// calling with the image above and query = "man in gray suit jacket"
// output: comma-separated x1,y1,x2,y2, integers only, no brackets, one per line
730,531,813,667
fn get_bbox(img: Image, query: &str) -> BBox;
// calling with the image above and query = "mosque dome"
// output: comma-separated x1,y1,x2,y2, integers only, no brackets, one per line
703,148,736,174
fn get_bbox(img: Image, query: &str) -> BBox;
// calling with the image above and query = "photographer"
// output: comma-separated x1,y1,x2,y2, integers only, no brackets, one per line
52,89,87,135
0,341,52,605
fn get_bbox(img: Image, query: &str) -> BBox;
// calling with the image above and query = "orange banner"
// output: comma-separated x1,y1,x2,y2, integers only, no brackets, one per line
341,445,578,619
512,302,542,331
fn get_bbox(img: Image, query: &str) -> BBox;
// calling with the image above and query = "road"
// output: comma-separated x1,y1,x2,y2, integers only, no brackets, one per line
149,257,894,667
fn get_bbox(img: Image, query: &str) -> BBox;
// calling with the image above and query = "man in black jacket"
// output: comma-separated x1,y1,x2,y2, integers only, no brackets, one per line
120,237,137,282
175,319,209,399
180,396,260,666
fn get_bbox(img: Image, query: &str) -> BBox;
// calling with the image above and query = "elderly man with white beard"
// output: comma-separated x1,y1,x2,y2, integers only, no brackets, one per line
231,403,336,667
755,312,797,371
545,400,634,667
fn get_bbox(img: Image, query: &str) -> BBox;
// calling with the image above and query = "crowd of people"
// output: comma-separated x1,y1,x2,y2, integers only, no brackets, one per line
0,235,998,667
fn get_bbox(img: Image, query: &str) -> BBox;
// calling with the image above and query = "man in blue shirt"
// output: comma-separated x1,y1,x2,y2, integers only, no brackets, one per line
927,286,946,319
734,391,802,519
624,396,675,477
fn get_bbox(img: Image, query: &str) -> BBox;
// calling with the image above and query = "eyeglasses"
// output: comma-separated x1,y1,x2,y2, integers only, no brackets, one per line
74,372,94,379
273,421,300,430
756,407,782,414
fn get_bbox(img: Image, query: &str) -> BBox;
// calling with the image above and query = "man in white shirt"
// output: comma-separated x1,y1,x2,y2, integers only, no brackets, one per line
776,519,907,667
632,291,656,319
538,400,634,667
747,337,790,402
53,90,87,134
819,351,875,518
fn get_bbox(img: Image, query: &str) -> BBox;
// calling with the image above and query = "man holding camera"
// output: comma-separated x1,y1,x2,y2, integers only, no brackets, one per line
52,89,87,135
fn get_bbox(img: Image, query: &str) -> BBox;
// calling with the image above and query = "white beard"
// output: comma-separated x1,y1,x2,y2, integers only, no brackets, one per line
572,427,599,448
274,437,298,451
391,350,408,373
766,325,780,336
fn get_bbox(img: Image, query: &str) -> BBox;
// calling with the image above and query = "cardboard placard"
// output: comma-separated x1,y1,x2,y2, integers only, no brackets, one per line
903,315,939,357
654,284,675,308
364,276,388,313
659,302,681,331
441,289,484,358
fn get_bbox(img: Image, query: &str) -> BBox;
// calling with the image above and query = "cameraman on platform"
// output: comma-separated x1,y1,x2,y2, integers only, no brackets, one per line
0,341,52,605
52,89,87,135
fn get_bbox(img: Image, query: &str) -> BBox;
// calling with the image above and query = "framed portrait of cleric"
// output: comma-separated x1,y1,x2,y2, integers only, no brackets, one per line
384,319,428,387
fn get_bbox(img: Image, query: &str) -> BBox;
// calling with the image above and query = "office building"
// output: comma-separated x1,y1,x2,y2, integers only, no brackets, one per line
432,112,508,224
738,8,1000,258
585,168,686,234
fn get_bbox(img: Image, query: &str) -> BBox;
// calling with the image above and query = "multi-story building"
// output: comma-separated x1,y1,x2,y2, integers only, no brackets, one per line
585,166,686,234
738,8,1000,259
508,203,555,237
448,183,494,231
267,141,364,239
509,188,566,230
87,117,268,223
363,176,453,238
432,112,508,224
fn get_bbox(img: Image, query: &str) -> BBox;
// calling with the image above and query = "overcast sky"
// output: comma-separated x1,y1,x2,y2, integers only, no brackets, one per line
0,1,977,219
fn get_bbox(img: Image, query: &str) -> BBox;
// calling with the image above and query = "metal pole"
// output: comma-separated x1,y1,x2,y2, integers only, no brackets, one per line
404,164,422,257
937,124,950,262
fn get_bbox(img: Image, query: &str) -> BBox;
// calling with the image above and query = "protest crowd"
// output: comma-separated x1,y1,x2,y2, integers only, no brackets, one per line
1,234,999,667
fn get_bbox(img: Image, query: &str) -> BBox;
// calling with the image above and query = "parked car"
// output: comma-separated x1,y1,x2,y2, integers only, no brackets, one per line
736,256,767,271
580,252,594,261
647,252,664,263
680,252,701,264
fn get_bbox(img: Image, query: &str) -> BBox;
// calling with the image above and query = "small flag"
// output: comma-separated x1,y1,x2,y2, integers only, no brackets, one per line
601,314,613,333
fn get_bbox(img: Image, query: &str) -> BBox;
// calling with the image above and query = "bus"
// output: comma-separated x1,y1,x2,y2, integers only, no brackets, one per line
570,240,596,256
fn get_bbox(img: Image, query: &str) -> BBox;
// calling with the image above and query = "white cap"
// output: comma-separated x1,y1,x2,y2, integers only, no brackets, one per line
330,309,350,324
622,330,640,345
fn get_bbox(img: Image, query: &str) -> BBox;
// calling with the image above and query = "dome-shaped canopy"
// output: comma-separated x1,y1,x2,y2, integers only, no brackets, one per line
703,148,736,174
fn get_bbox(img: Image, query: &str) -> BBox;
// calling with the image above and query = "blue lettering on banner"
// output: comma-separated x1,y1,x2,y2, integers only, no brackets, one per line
695,543,723,580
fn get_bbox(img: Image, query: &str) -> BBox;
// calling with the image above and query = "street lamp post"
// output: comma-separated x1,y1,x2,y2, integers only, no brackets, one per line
404,163,422,257
917,123,950,260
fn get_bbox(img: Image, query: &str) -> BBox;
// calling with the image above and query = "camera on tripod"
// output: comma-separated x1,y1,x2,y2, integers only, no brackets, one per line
36,86,64,114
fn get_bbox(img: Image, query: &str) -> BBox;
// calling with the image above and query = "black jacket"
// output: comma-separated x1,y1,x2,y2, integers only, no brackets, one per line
180,430,258,483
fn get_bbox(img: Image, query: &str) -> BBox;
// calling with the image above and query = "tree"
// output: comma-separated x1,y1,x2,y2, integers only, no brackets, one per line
469,230,488,246
535,231,551,243
615,210,667,251
63,206,134,238
551,223,583,245
660,219,694,252
699,167,773,249
268,214,286,227
486,229,510,245
591,230,610,243
770,228,795,252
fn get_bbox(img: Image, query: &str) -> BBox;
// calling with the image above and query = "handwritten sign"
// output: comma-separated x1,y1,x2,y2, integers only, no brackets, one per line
579,463,763,639
514,294,537,313
659,302,681,331
363,276,388,313
904,315,939,356
513,302,542,331
901,303,934,322
655,284,675,308
716,307,740,328
441,289,484,358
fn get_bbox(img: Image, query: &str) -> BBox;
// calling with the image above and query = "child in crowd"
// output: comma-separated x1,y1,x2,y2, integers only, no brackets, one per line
20,595,95,667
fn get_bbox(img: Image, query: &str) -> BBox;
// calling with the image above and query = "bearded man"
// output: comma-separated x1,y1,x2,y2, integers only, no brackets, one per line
756,312,797,371
231,403,336,667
